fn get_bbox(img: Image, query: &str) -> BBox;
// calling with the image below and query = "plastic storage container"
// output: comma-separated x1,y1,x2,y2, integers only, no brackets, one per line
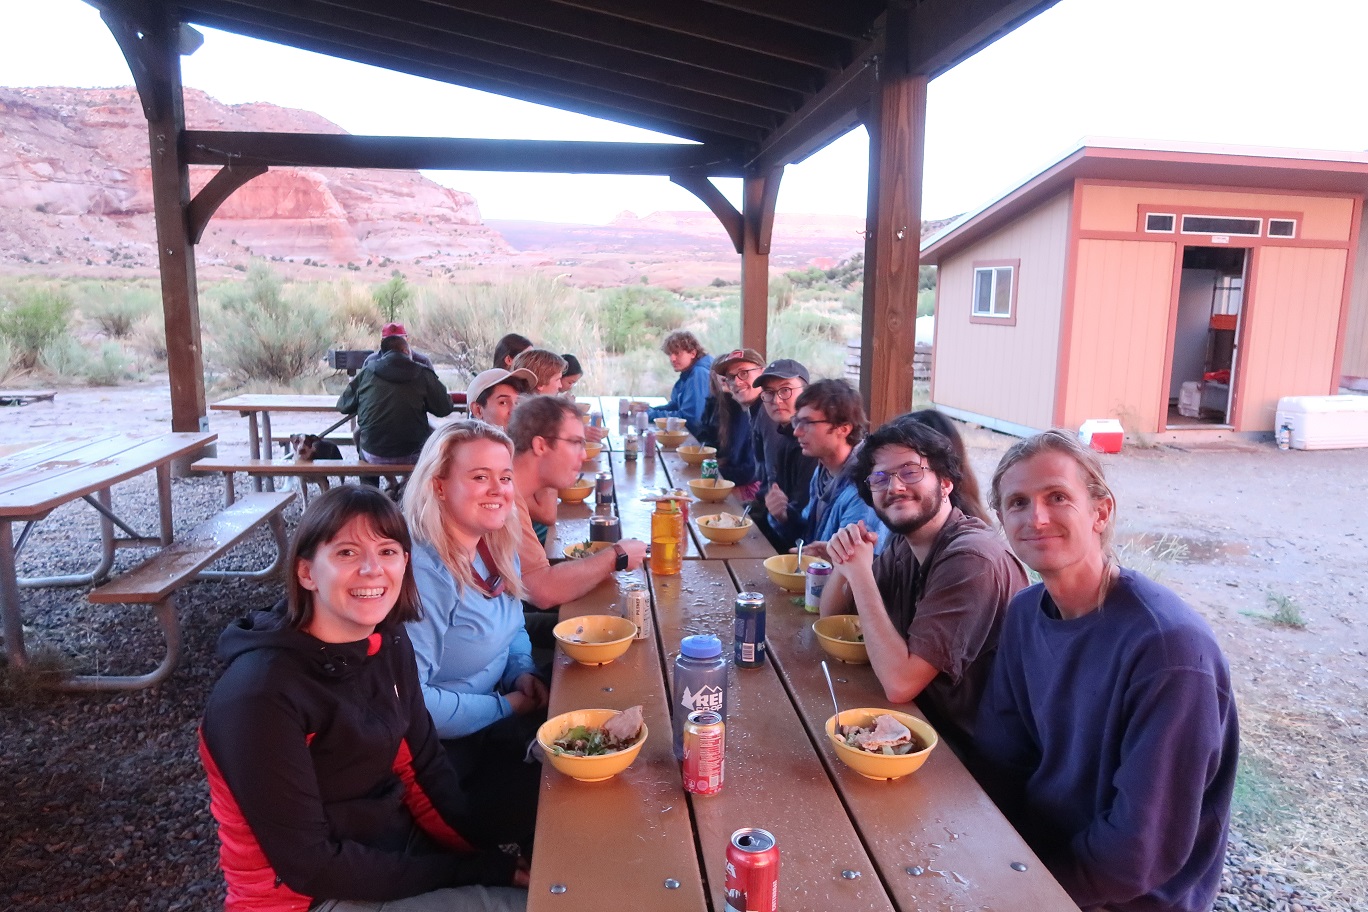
1078,418,1124,454
672,634,728,759
1273,395,1368,450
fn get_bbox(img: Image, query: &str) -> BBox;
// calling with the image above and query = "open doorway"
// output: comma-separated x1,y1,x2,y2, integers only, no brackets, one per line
1167,245,1246,427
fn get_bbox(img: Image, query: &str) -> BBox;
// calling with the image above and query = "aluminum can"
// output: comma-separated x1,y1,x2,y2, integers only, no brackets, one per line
732,592,766,668
700,458,719,481
682,710,725,796
803,559,832,614
589,513,621,543
589,409,603,428
644,428,657,454
624,582,650,640
623,431,640,461
594,471,614,507
618,398,631,418
724,828,779,912
634,410,649,432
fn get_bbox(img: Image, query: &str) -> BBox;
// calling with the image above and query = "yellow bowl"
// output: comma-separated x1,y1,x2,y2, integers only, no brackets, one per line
582,442,603,461
552,614,637,665
763,554,823,592
574,401,593,415
655,430,689,449
676,444,718,466
688,478,735,503
562,540,612,560
813,615,869,664
653,417,669,429
696,512,752,544
558,482,594,504
825,709,938,780
538,709,649,782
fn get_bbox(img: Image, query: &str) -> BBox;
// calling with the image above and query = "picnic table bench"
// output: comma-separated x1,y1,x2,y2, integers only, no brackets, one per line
191,457,414,506
0,389,56,407
80,491,294,691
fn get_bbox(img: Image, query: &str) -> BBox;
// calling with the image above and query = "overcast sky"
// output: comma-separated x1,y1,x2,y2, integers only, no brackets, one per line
3,0,1367,224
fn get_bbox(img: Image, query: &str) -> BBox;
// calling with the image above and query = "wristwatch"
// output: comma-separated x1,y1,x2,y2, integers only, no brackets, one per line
612,542,630,571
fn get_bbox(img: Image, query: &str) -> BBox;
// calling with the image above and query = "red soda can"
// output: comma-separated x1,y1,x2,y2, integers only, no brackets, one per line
724,827,779,912
682,710,724,795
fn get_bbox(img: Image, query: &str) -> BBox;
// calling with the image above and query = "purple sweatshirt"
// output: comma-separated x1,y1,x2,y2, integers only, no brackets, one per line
976,569,1238,912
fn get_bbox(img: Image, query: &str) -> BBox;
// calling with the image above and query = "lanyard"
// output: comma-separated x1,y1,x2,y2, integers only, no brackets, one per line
473,539,506,598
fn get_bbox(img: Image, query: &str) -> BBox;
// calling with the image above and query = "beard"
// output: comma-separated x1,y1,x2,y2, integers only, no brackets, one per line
875,484,945,536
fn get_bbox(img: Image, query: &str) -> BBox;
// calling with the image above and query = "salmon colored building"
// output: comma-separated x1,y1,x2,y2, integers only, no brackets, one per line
921,139,1368,439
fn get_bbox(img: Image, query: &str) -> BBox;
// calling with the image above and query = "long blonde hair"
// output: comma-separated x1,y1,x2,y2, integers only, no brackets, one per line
403,420,525,599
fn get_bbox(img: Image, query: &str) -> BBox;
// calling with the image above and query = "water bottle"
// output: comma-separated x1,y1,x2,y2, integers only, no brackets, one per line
650,498,682,575
672,634,728,759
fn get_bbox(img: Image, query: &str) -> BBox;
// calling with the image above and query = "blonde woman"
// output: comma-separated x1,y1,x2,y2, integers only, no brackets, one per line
404,420,548,855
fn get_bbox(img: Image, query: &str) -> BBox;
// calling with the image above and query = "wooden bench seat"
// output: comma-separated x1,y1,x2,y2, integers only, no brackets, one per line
192,457,414,505
74,491,295,692
0,389,57,406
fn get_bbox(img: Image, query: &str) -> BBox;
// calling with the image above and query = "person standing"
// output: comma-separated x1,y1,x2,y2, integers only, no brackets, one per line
821,416,1025,753
977,430,1238,912
337,334,452,466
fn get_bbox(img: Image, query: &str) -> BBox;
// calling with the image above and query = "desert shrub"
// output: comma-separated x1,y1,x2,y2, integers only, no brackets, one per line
129,313,167,363
85,287,157,338
768,275,794,312
372,271,412,323
0,337,17,383
769,305,856,381
0,287,72,370
597,285,687,354
39,334,90,378
85,341,136,385
207,264,333,384
318,280,383,333
917,287,936,317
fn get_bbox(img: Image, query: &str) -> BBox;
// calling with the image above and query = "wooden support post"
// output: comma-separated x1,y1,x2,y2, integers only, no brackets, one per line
861,54,927,426
741,168,783,357
104,7,207,434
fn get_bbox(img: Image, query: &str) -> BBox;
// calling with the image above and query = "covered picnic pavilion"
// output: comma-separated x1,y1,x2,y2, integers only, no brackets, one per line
86,0,1059,430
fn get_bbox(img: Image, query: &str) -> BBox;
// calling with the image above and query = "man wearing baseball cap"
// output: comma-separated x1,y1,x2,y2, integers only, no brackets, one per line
466,367,536,428
362,322,433,370
749,357,818,552
708,348,766,502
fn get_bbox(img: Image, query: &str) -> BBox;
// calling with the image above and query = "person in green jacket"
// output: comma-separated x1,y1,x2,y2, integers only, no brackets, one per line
338,335,453,466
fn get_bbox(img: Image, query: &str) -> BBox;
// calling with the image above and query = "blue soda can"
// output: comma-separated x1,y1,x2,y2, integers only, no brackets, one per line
733,592,766,668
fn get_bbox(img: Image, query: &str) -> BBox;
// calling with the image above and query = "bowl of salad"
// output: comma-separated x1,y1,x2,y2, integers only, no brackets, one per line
552,614,636,665
537,706,649,781
824,709,937,780
812,615,868,664
562,540,611,560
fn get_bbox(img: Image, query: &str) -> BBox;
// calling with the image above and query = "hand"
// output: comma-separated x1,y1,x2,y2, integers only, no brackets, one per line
764,483,789,521
505,691,538,715
827,521,877,573
585,424,606,443
514,673,549,709
513,856,531,888
791,540,830,561
614,538,648,570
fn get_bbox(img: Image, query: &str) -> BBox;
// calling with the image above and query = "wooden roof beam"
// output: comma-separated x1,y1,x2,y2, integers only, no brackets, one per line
899,0,1062,78
549,0,844,70
698,0,880,40
180,10,767,144
182,132,748,176
189,0,803,111
747,43,878,173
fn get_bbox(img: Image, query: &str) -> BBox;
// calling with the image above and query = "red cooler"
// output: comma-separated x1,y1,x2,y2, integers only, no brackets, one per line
1078,419,1123,454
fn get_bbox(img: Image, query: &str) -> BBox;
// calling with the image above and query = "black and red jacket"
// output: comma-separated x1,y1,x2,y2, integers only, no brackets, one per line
199,607,518,912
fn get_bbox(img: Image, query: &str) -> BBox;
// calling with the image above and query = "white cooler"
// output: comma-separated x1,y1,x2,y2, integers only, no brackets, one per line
1274,395,1368,450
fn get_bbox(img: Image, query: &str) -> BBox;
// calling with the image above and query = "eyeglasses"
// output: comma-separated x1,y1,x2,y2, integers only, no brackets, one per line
727,367,760,386
545,436,587,450
791,417,833,431
867,462,929,491
760,386,800,402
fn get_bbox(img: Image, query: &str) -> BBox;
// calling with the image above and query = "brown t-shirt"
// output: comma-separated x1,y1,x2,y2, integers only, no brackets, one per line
515,489,551,577
873,508,1027,750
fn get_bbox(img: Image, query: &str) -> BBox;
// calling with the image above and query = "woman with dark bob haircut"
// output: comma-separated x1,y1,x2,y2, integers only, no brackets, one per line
200,486,528,912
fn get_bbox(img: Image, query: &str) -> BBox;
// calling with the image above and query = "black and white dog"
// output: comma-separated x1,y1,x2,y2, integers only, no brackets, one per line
288,433,344,502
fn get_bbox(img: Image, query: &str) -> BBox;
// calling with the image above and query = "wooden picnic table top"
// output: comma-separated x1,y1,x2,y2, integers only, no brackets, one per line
529,557,1078,911
209,394,341,413
0,432,217,520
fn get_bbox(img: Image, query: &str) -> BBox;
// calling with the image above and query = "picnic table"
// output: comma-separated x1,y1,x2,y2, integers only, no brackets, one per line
0,432,216,670
530,558,1079,911
210,394,345,491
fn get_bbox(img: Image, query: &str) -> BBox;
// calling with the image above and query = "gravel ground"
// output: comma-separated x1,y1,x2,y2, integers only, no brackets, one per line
0,395,1362,910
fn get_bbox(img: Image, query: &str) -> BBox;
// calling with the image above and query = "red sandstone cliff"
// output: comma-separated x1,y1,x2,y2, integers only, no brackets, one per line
0,86,510,276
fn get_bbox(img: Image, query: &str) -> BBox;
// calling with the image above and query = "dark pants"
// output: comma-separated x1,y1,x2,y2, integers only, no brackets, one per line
442,710,546,857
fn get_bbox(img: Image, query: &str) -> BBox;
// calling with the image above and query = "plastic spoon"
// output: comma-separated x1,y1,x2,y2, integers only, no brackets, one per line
822,660,844,736
795,538,805,569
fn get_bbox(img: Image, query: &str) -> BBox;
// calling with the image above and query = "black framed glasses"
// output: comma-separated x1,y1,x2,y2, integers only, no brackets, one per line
867,463,929,490
791,417,833,431
760,386,799,402
545,436,588,450
727,367,761,386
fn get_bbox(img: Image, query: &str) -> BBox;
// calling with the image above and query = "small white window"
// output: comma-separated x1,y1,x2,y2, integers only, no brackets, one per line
1145,213,1176,232
1268,219,1297,238
972,266,1014,318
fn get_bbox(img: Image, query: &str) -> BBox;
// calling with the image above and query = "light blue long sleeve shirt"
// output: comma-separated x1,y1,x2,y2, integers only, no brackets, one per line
780,448,889,552
407,542,538,739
